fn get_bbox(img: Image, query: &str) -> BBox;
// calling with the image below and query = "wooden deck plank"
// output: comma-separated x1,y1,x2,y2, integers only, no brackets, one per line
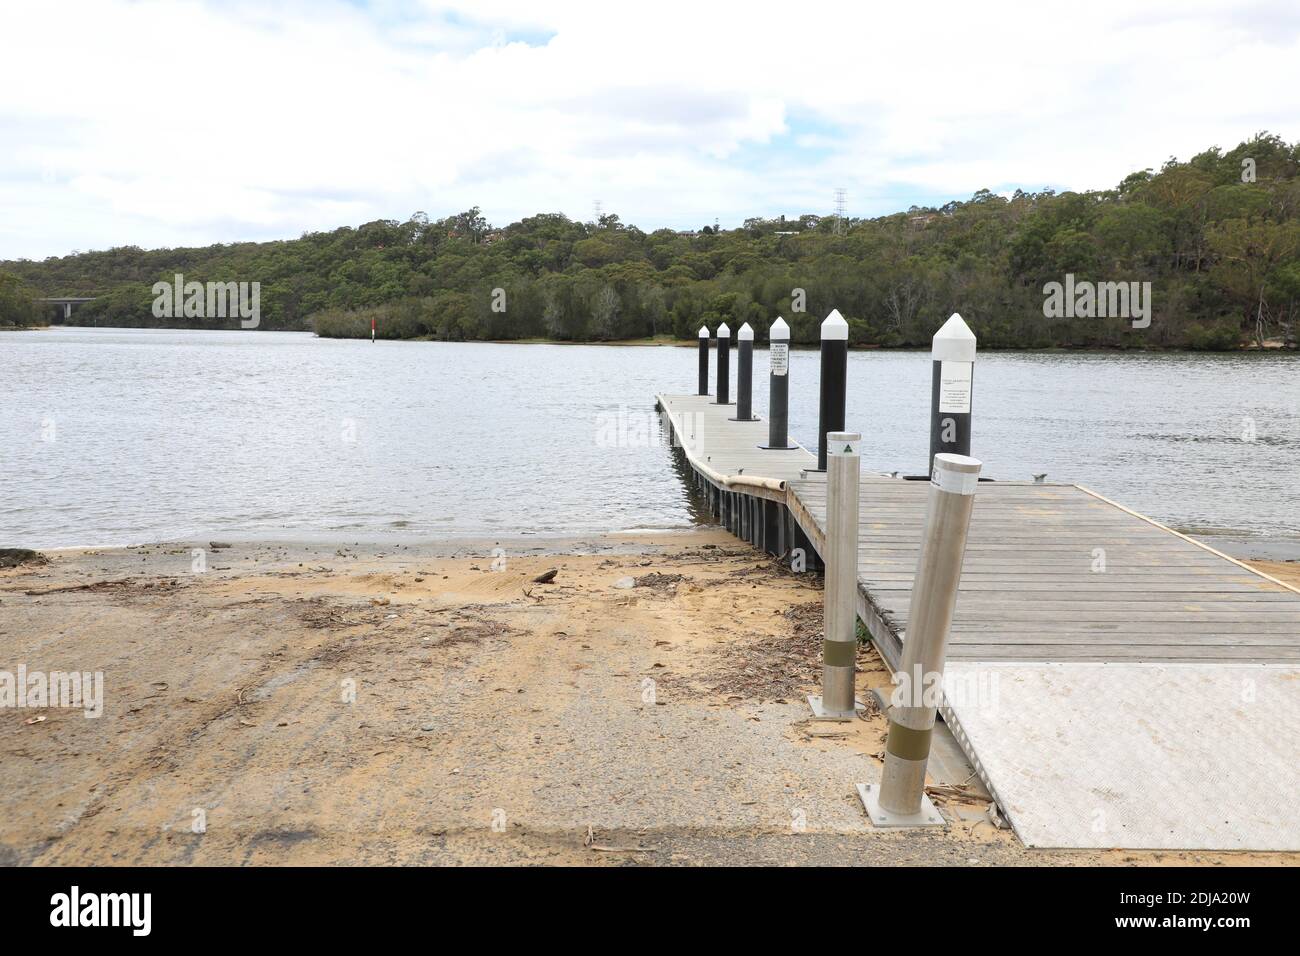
657,392,1300,667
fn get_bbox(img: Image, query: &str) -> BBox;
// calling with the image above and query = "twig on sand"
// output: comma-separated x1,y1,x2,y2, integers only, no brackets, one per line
584,822,655,853
21,578,134,596
589,845,657,853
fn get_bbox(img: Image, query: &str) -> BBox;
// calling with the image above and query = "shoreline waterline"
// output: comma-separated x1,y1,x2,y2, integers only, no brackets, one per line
17,324,1300,352
18,526,1300,568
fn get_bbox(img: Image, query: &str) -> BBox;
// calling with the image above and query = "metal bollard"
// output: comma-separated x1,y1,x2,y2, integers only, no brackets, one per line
761,316,790,449
808,431,862,720
697,325,710,396
929,313,976,472
860,453,982,827
715,322,731,404
733,322,755,421
815,310,848,471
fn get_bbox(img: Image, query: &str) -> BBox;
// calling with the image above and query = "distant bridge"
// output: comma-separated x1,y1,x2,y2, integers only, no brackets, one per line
40,297,98,321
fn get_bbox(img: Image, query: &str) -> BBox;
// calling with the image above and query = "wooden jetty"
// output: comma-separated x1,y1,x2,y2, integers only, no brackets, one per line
655,391,1300,849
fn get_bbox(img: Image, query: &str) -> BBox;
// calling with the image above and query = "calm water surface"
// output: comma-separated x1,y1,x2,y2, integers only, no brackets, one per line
2,328,1297,548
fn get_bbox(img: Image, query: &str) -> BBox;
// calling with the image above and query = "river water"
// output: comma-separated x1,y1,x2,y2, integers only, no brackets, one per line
2,327,1297,551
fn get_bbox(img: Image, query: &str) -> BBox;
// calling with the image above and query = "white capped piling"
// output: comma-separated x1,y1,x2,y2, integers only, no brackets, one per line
860,452,982,827
715,322,731,404
815,310,848,471
808,431,863,720
733,322,756,421
929,314,976,471
697,325,710,396
762,317,790,449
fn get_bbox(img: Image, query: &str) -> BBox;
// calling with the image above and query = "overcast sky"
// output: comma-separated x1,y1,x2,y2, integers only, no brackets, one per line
1,0,1297,260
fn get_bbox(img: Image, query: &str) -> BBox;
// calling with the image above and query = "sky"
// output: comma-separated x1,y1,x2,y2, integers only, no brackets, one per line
1,0,1298,260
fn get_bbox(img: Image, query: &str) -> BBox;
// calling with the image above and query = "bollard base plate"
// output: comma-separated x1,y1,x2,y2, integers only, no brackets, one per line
857,783,946,828
807,695,863,722
758,443,793,450
728,416,759,422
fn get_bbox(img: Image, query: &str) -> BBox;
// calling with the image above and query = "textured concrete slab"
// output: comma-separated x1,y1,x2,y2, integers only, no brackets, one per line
944,662,1300,850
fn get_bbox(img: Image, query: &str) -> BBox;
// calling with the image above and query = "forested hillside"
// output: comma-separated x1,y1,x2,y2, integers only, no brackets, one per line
3,133,1297,349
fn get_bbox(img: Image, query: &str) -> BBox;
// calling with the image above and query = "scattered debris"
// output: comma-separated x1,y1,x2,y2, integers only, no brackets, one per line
633,572,684,590
612,576,636,589
19,577,181,597
532,568,558,584
926,783,984,804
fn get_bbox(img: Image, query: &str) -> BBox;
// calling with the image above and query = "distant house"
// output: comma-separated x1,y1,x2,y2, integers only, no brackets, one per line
908,214,937,229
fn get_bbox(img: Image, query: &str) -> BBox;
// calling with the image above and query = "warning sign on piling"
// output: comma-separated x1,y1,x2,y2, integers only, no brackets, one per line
770,343,789,376
938,361,972,414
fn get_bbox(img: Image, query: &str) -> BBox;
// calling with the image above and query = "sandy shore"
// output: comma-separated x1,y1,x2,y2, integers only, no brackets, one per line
1,530,1296,866
1248,560,1300,590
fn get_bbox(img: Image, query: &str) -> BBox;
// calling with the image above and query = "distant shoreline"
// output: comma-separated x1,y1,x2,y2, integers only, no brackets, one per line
14,324,1298,353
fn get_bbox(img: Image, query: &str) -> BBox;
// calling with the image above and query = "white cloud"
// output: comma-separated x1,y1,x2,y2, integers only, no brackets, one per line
0,0,1297,258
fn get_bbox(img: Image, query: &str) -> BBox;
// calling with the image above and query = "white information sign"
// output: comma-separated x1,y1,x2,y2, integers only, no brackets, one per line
938,361,972,414
770,343,789,376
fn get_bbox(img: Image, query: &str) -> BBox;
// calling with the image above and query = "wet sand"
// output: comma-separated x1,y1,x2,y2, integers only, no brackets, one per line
1,530,1296,866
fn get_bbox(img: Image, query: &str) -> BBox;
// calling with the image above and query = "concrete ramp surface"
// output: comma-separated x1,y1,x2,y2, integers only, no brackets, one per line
945,662,1300,850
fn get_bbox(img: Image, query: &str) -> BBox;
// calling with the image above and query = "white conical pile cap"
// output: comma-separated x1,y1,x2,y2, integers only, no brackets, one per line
821,309,848,340
769,316,789,340
698,325,709,338
932,313,976,362
717,322,730,337
738,322,753,341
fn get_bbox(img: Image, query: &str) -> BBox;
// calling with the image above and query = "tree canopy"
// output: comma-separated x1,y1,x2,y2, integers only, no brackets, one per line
4,134,1298,349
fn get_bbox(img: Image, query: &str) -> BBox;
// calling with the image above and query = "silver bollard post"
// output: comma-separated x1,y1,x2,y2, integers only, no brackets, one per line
860,453,982,827
808,431,862,720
